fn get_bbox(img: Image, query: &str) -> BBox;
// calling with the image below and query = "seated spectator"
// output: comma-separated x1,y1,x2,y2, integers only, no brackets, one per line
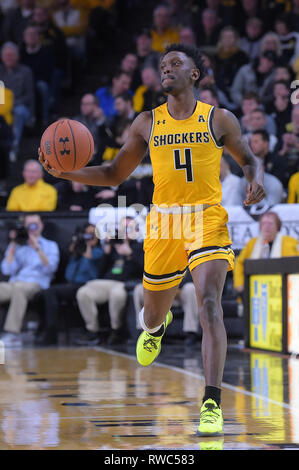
101,118,132,164
6,159,57,212
133,66,166,113
52,0,88,63
244,108,278,151
0,87,14,127
196,8,222,54
259,31,282,62
2,0,35,46
239,17,263,62
179,26,197,47
220,156,243,206
0,213,59,347
266,80,293,139
55,180,98,211
114,92,137,123
135,28,160,73
166,0,194,30
76,216,144,345
133,270,200,347
198,87,219,107
238,0,263,35
119,52,140,91
214,26,248,104
21,25,56,126
230,50,277,108
276,105,299,183
150,4,179,53
240,133,284,209
73,93,105,155
274,13,299,67
239,92,276,136
0,116,13,188
36,223,104,345
287,171,299,203
0,42,35,161
233,211,299,294
95,70,132,120
249,130,279,176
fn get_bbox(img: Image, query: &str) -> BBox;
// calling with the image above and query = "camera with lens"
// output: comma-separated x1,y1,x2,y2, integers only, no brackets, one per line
71,231,94,258
11,223,29,245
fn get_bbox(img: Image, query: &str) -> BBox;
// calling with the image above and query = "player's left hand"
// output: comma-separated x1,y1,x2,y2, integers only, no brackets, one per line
38,147,63,178
244,181,266,206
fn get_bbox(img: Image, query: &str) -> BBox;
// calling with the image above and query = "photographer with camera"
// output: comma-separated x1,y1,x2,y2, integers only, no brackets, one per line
0,214,59,347
36,223,104,346
76,216,144,346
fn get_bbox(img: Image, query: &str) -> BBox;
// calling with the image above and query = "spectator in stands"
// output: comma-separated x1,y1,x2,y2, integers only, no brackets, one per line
55,181,98,211
2,0,35,46
220,156,243,206
276,105,299,182
198,87,219,107
36,223,104,345
233,211,299,294
76,216,144,346
73,93,105,155
21,25,56,127
238,0,263,35
135,28,160,73
287,170,299,203
259,32,282,63
0,213,59,347
100,118,132,165
0,116,13,190
6,159,57,212
114,93,137,123
197,8,222,53
239,17,263,62
266,80,293,139
120,52,140,91
244,108,278,151
239,92,276,136
0,86,14,128
230,50,277,108
151,4,179,53
240,132,284,208
214,26,248,104
52,0,88,63
165,0,194,30
179,26,197,47
274,13,299,67
95,70,132,120
0,42,35,162
133,66,166,113
133,269,201,347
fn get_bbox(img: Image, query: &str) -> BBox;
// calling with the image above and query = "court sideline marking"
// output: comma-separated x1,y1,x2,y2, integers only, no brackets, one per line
95,346,299,414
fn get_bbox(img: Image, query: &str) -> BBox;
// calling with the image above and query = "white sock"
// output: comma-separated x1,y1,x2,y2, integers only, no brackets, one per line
139,307,163,334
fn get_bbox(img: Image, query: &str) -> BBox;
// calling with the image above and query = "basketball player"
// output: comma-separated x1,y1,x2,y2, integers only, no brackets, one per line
39,44,265,436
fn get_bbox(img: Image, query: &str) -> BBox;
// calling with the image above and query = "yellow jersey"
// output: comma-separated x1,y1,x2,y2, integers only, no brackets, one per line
149,100,224,206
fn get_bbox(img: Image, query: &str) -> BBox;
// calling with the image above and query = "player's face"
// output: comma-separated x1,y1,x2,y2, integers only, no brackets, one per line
160,51,198,94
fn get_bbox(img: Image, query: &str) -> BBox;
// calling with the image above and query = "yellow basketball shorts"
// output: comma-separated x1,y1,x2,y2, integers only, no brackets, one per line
143,204,235,291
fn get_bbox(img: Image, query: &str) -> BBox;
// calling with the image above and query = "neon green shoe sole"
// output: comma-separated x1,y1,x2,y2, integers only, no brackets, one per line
196,399,224,437
136,311,173,366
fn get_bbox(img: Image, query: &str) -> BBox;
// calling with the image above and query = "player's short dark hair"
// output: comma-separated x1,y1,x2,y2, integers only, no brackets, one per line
163,43,206,88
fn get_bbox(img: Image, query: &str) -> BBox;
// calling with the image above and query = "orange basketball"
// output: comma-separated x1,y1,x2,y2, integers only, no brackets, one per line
40,119,94,172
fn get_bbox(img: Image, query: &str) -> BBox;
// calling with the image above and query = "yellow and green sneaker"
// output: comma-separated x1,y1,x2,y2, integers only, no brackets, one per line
136,311,173,366
196,399,224,437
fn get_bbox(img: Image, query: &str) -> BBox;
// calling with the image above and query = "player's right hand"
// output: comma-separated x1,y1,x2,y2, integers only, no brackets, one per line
38,147,63,178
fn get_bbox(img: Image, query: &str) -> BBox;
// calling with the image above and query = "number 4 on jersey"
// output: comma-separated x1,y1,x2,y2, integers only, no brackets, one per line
174,148,194,182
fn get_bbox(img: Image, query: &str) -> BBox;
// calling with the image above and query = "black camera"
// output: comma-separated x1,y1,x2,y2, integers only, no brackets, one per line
12,223,28,245
71,231,94,257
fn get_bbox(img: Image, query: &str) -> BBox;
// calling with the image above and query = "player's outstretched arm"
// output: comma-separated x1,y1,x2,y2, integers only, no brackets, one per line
39,112,151,186
213,108,266,206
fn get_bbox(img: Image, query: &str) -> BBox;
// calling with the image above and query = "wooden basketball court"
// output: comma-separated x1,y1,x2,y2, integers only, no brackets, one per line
0,345,298,450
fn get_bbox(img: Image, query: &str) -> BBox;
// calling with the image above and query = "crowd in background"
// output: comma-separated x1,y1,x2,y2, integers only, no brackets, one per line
0,0,298,210
0,0,299,347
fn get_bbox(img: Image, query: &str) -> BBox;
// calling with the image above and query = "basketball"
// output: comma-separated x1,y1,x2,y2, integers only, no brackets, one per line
40,119,94,172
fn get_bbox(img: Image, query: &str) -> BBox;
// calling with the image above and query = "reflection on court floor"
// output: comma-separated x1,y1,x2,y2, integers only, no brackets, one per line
0,346,298,450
